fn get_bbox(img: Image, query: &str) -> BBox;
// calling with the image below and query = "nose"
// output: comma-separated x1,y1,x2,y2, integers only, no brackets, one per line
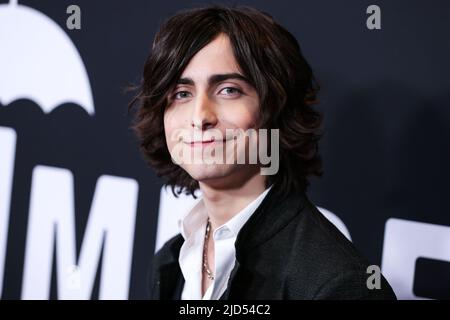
191,93,218,130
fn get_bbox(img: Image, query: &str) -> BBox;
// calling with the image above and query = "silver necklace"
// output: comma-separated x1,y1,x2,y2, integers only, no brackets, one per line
203,218,215,280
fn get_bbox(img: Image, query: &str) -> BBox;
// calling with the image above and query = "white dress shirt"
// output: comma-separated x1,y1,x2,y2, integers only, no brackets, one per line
178,185,272,300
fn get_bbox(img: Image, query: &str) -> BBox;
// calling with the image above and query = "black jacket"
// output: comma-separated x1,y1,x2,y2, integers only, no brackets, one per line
148,185,397,300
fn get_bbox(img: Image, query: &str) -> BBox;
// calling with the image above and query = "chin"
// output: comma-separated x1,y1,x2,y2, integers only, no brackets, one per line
183,163,236,182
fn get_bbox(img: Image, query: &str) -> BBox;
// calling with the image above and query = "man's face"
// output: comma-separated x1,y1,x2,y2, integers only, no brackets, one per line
163,33,261,186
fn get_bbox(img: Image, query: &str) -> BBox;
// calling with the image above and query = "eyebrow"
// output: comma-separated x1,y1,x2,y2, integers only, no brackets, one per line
176,73,251,87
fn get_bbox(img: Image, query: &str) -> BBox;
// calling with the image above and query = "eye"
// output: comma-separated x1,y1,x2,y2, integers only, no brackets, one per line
173,91,192,100
219,87,243,97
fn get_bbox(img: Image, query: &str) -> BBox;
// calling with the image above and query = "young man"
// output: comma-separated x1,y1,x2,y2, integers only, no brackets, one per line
130,5,396,300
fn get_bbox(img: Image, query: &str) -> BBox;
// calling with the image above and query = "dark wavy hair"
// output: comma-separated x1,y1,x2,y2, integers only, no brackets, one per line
129,5,323,199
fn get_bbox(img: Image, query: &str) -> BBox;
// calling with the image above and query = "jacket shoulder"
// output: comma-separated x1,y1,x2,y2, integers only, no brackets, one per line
284,201,397,299
311,268,397,300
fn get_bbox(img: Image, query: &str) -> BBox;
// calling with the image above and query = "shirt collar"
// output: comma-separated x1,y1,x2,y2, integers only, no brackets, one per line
179,185,273,240
178,197,206,240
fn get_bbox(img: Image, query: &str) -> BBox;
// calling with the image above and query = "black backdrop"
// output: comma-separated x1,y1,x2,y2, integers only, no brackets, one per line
0,0,449,299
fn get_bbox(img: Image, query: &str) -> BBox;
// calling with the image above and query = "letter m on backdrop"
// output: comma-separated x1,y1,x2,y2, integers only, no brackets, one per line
21,166,138,299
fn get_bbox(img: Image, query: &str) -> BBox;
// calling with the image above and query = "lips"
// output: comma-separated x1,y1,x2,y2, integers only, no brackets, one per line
183,137,232,147
189,138,215,143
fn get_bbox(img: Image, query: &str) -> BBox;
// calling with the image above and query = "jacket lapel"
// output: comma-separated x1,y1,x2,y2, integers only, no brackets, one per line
222,184,309,299
152,235,184,300
234,185,308,258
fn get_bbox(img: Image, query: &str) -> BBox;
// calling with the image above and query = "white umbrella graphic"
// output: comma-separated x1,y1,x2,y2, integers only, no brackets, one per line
0,0,95,115
0,0,95,297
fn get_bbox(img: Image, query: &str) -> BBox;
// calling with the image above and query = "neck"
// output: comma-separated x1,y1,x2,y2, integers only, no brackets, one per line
198,165,267,230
